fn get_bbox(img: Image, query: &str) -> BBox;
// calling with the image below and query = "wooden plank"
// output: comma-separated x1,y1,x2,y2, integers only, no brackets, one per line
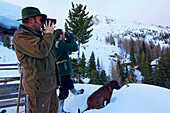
0,92,25,100
0,84,23,95
0,68,18,70
0,98,25,108
0,64,18,66
0,63,18,70
0,77,20,83
0,77,20,80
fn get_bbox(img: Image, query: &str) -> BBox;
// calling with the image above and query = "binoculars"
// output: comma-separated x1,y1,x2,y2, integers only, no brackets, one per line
40,18,57,25
40,18,57,30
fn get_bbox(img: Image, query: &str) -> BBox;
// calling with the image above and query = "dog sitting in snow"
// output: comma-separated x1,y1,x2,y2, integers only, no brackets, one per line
78,80,121,113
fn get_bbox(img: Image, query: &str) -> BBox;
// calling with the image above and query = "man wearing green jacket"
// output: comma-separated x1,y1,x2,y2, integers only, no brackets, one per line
12,7,59,113
52,29,84,113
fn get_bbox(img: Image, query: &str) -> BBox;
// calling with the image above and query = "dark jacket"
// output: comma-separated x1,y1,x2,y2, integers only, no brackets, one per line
12,24,58,97
52,39,78,77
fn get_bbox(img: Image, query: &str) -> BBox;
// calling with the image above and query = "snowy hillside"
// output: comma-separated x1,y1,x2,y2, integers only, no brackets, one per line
0,43,18,63
1,83,170,113
0,0,21,28
65,83,170,113
70,15,170,77
0,1,170,113
0,0,169,80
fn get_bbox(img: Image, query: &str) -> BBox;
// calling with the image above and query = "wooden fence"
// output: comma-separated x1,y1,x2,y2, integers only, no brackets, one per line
0,63,28,113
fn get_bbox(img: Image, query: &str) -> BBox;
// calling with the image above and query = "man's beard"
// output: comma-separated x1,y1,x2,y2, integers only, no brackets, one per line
34,25,42,34
37,30,42,34
33,21,42,34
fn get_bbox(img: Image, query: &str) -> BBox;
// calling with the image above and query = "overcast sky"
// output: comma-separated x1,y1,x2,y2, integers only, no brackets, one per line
1,0,170,28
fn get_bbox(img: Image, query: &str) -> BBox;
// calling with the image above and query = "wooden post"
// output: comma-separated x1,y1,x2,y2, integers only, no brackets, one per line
16,64,23,113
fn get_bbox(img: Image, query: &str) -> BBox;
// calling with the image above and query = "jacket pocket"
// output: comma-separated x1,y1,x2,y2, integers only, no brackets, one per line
57,60,67,73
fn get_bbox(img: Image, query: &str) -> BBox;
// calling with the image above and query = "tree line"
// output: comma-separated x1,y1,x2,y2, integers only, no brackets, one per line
70,51,110,85
106,34,170,89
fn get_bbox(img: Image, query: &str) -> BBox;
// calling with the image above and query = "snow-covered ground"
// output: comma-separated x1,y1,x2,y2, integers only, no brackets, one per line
0,1,170,113
1,83,170,113
0,45,170,113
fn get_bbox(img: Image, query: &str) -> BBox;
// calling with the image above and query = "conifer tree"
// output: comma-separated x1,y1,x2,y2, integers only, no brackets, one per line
97,57,100,73
116,59,125,85
153,47,170,88
142,40,146,54
71,53,87,82
130,38,136,66
65,2,93,82
3,36,11,49
79,52,87,78
65,2,93,44
87,51,100,84
129,39,137,83
142,60,151,84
87,51,96,78
99,70,109,85
70,58,78,80
137,47,143,68
129,66,136,83
89,69,99,84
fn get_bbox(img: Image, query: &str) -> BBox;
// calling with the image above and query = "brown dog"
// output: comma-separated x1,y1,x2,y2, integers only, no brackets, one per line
79,80,121,113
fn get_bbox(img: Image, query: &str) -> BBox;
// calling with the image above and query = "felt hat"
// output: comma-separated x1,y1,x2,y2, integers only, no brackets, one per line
17,7,47,21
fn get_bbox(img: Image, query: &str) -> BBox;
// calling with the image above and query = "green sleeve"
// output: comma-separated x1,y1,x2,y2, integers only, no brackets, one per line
58,39,78,52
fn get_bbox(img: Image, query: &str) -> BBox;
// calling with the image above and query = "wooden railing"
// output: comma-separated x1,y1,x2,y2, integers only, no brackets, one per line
0,63,28,113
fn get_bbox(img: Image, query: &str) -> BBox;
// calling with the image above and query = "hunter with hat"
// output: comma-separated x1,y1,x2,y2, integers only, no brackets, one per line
12,7,60,113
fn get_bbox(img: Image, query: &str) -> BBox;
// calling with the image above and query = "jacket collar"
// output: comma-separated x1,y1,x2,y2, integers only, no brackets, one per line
19,24,43,38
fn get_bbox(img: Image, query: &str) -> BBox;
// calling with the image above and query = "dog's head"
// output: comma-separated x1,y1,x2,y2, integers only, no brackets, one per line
109,80,121,90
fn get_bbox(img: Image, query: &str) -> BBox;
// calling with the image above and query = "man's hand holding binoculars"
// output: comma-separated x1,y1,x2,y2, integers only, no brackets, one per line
40,18,56,34
44,20,55,34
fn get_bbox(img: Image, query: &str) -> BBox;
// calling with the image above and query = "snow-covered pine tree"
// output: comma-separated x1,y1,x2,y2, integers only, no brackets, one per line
65,2,93,82
87,51,96,78
3,36,11,49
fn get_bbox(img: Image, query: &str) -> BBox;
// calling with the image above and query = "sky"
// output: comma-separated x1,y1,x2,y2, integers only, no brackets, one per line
1,0,170,29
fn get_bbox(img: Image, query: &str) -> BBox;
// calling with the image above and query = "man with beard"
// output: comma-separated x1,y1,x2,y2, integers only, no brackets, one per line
12,7,59,113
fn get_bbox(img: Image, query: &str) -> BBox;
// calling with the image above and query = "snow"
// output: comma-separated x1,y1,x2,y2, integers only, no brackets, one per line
0,1,170,113
0,1,21,28
0,44,170,113
0,44,18,63
0,44,20,80
69,83,170,113
1,83,170,113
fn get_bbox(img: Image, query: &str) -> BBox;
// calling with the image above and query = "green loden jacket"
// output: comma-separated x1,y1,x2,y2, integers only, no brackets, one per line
12,24,59,97
52,38,78,77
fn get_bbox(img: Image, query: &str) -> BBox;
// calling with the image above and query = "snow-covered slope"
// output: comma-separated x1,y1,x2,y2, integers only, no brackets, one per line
0,1,170,113
0,1,169,78
70,15,170,77
2,83,169,113
0,44,18,63
64,83,170,113
0,0,21,28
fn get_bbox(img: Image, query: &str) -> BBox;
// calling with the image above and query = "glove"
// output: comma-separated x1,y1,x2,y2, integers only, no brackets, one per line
66,32,74,40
